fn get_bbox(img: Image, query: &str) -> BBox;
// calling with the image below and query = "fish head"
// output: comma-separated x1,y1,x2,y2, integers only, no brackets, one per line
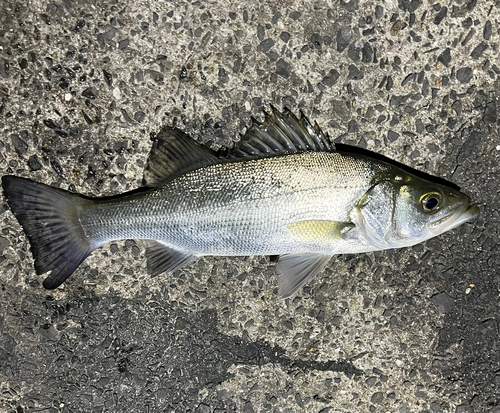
353,175,479,249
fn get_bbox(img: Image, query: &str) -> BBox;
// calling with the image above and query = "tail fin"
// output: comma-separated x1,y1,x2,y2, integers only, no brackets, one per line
2,175,95,289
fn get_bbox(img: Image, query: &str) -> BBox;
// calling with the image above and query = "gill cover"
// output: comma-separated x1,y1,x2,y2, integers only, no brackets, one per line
354,181,397,250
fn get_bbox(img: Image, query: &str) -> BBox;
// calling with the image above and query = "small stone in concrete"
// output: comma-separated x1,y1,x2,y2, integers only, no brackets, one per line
437,48,451,67
456,67,473,83
337,27,353,52
276,59,291,78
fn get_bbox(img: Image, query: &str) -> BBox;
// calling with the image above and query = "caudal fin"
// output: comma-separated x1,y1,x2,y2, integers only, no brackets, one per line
2,175,95,289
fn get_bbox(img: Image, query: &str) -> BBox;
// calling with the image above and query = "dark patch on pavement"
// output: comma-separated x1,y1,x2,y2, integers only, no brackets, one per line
0,286,362,412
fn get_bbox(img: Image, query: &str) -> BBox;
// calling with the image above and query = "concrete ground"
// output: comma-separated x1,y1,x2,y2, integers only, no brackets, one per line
0,0,498,412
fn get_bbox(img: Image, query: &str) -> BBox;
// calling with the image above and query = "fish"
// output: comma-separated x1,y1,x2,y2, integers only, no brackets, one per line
1,107,479,298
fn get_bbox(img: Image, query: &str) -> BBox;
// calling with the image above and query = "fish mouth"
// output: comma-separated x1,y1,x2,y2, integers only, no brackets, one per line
429,203,480,235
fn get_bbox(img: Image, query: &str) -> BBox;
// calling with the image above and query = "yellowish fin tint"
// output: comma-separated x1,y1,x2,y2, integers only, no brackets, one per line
287,220,353,242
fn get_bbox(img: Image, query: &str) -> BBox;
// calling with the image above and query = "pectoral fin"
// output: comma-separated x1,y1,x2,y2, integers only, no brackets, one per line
143,241,195,276
277,253,332,298
287,220,354,242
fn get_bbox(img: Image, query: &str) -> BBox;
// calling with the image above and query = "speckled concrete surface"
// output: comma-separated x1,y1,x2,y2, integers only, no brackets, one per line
0,0,498,412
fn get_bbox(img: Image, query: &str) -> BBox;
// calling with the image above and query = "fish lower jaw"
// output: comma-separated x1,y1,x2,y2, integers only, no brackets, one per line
429,204,479,235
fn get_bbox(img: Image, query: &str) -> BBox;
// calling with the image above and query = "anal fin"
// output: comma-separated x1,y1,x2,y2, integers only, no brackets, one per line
143,241,195,276
277,253,332,299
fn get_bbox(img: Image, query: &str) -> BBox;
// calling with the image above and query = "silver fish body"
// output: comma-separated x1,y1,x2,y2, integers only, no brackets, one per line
2,108,479,297
82,152,385,256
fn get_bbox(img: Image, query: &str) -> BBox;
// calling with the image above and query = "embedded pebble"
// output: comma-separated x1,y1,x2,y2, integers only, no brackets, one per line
437,48,451,68
113,87,121,100
348,64,364,80
337,27,353,53
470,42,488,60
456,67,473,83
276,59,291,78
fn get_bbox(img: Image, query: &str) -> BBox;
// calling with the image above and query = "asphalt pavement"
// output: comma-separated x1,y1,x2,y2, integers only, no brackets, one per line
0,0,498,412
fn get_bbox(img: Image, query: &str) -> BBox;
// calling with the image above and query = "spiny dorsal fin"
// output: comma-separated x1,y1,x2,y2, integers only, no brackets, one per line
143,127,222,186
222,106,336,159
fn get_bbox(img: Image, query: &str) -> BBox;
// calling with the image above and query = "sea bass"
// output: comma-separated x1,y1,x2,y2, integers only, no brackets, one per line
2,108,479,297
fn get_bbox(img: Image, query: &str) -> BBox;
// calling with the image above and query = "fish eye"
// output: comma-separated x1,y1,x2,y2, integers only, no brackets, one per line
420,191,442,213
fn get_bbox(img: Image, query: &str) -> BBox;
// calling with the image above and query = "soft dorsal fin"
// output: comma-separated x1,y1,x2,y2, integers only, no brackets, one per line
143,127,222,186
222,106,336,159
